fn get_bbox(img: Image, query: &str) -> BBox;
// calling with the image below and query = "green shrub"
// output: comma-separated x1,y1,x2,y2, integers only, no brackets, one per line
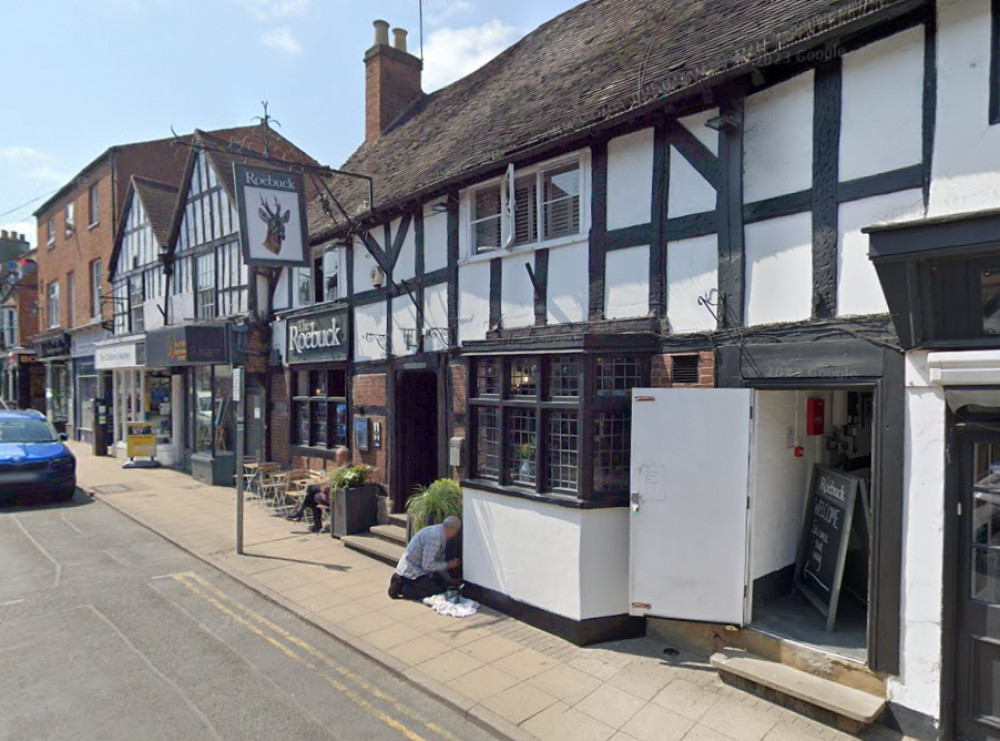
329,464,374,490
407,478,462,532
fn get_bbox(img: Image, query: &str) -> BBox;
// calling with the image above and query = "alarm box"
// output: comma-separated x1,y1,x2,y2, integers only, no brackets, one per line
806,398,825,436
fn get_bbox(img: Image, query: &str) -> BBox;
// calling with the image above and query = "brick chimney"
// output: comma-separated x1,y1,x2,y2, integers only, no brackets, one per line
365,19,422,145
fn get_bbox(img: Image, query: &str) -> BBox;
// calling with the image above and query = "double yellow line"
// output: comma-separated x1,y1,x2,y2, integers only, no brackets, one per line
172,572,462,741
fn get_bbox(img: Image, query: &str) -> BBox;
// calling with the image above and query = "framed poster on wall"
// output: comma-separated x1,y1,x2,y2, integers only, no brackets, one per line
354,417,370,452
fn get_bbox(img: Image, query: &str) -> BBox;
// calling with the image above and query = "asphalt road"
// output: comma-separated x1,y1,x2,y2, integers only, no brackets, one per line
0,490,496,741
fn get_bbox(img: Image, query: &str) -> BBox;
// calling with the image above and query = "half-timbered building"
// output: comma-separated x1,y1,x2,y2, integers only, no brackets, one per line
269,1,1000,736
97,126,316,482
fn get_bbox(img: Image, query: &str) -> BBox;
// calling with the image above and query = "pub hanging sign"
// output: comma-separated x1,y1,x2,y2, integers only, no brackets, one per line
233,163,309,268
286,307,349,364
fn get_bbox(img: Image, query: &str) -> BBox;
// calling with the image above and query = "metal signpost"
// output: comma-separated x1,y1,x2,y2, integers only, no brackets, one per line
234,366,245,555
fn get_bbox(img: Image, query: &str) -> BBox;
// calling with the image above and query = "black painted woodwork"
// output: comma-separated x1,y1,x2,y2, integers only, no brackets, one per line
488,258,502,330
590,140,609,321
813,60,843,319
650,123,669,316
533,249,549,326
716,97,745,329
463,581,645,646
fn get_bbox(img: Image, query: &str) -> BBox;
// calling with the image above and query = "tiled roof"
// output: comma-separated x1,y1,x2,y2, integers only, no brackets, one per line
131,176,179,249
310,0,913,237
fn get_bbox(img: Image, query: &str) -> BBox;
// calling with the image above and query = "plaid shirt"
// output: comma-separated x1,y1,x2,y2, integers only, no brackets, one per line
395,523,448,579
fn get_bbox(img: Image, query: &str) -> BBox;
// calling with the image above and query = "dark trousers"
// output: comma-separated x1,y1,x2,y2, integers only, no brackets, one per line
297,484,326,529
388,572,448,601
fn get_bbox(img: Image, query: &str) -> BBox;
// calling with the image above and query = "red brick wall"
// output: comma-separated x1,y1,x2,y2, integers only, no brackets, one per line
365,44,422,145
351,372,388,487
450,361,468,480
268,370,290,467
650,351,716,388
34,161,114,332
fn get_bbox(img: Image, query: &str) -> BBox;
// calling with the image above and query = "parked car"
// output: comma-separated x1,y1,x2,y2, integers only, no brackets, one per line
0,410,75,504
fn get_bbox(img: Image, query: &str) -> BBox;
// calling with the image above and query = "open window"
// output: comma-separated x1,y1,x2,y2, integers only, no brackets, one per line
464,152,587,258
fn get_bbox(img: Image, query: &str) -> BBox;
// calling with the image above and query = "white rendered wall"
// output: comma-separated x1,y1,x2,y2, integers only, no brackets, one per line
394,215,417,282
837,190,924,317
840,26,924,182
744,213,813,326
170,292,194,323
605,245,650,319
930,0,1000,216
668,148,718,218
678,108,720,154
144,299,165,331
423,205,448,273
606,128,654,230
423,283,449,352
390,297,417,357
500,253,535,329
743,71,815,203
354,303,387,361
272,320,286,364
888,351,946,721
666,233,718,333
458,261,491,344
273,269,290,311
463,487,630,620
547,241,588,324
353,241,380,295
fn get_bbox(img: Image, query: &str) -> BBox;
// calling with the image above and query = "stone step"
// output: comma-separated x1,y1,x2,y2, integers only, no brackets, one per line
342,533,404,567
711,650,886,734
388,512,407,528
371,524,407,546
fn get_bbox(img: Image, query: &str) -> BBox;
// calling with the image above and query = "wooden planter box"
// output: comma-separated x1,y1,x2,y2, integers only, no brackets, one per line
331,484,379,538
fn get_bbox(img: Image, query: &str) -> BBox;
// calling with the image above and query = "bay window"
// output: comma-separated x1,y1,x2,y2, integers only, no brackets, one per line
467,351,646,502
291,368,348,450
468,153,586,256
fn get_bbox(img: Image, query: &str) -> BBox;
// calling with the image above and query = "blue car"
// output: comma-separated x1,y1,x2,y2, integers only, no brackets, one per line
0,410,76,504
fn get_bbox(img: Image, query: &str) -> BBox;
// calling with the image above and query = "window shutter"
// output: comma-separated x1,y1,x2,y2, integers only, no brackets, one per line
513,176,537,246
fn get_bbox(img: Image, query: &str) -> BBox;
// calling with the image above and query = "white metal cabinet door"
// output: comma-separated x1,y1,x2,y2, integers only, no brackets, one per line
628,388,752,624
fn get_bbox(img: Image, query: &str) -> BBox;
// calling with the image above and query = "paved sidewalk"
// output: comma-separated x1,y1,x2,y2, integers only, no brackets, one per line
73,444,912,741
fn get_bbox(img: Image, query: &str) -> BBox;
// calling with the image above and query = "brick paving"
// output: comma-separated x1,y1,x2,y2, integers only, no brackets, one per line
72,443,915,741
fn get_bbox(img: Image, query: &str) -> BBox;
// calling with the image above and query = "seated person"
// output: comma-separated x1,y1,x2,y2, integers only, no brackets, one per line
388,516,461,600
286,446,350,533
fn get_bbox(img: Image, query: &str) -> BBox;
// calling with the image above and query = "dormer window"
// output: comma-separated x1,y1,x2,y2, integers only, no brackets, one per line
464,151,588,258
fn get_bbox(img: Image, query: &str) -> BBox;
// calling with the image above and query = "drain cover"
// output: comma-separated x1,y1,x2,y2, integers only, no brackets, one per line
91,484,131,494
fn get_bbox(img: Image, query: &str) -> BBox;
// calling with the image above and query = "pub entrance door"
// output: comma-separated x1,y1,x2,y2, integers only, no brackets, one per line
951,427,1000,740
394,371,439,512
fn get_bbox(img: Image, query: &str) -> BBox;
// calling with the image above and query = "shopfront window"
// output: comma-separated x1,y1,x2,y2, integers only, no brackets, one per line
77,361,98,431
146,371,172,443
49,364,69,423
468,353,645,501
290,368,347,449
194,366,213,453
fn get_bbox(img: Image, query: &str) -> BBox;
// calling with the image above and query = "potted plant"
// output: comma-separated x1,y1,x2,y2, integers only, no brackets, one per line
406,478,463,541
329,464,378,538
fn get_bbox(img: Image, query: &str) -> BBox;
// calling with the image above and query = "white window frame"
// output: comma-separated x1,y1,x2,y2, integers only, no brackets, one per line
47,217,55,247
88,184,100,227
0,307,17,348
91,259,102,320
47,281,60,329
66,271,75,327
64,202,75,236
460,149,591,263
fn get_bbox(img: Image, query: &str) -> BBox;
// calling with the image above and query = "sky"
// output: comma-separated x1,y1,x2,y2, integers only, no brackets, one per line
0,0,581,246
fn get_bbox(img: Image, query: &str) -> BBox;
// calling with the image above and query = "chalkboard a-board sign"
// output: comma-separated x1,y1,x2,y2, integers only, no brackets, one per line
794,465,862,631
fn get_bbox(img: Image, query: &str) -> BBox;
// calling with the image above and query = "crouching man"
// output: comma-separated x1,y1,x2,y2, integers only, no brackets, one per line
388,515,461,600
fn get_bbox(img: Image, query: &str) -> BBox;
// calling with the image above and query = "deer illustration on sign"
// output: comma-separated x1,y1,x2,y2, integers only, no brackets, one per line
258,195,291,255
